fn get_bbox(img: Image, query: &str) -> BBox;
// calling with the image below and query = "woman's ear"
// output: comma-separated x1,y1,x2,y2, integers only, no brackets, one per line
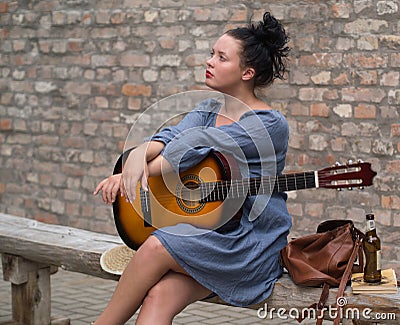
242,67,255,81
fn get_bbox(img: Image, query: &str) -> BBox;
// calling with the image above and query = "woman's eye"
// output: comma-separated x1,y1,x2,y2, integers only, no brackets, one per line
219,56,226,61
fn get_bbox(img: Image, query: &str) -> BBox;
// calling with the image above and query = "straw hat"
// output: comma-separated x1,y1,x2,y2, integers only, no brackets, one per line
100,245,136,275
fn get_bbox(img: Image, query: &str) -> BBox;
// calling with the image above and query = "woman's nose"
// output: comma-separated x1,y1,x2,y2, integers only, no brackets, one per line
206,57,214,67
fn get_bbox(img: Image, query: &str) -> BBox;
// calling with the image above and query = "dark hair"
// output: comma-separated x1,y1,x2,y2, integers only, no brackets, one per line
225,12,290,88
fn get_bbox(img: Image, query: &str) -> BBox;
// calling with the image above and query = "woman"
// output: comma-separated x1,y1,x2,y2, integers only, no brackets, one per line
93,11,291,324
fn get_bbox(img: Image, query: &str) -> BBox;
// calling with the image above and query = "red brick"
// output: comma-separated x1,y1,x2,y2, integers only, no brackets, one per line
297,154,310,166
343,53,388,69
331,2,350,18
382,195,400,209
386,160,400,174
34,212,59,225
299,88,325,101
193,8,210,21
392,53,400,67
230,7,248,21
120,52,150,67
300,53,342,68
354,104,376,118
341,87,385,103
305,203,324,218
380,71,399,86
159,38,175,49
0,119,12,130
310,103,330,117
355,70,378,85
0,3,7,13
331,137,347,152
63,137,86,148
128,97,141,110
290,102,309,116
287,203,303,217
391,124,400,136
333,72,350,85
68,40,83,52
122,83,152,97
65,202,80,217
110,12,125,24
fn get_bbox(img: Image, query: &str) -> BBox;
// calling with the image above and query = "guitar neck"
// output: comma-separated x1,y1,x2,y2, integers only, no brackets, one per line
200,171,318,202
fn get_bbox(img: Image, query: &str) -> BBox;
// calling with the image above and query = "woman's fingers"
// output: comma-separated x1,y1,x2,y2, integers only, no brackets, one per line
93,178,107,196
93,174,123,205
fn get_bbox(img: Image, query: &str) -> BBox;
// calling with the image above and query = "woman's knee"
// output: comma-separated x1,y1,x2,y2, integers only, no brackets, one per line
137,236,186,274
136,236,168,262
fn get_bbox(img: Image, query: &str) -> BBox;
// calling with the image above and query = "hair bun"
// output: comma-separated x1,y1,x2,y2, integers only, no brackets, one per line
253,12,289,52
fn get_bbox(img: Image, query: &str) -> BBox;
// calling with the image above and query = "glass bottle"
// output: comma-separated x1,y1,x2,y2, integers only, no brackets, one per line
363,212,382,283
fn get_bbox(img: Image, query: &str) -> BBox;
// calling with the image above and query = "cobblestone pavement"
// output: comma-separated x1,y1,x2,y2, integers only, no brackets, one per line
0,263,312,324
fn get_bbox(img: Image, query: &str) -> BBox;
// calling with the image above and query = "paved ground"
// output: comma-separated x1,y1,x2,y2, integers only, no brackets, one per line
0,262,311,324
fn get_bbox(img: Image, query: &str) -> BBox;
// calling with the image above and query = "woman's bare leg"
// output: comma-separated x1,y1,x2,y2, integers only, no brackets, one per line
94,236,198,325
136,271,212,325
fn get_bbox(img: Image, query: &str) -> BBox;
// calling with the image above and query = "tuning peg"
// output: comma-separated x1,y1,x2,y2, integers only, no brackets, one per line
347,159,353,165
348,187,354,191
359,186,364,190
357,159,364,163
336,188,343,191
335,161,341,166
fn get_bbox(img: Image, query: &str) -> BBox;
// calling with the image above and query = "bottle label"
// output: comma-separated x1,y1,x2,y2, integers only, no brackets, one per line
366,220,375,231
376,250,381,271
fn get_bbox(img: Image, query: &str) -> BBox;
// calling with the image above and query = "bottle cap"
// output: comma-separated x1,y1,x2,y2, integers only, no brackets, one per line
366,212,374,220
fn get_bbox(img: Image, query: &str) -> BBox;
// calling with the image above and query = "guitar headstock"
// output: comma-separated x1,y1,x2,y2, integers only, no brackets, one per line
317,160,377,190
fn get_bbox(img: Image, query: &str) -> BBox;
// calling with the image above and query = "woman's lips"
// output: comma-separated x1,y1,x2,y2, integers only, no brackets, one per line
206,70,213,78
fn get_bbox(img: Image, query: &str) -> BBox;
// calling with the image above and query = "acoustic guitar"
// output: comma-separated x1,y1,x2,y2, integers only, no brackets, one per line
112,150,377,249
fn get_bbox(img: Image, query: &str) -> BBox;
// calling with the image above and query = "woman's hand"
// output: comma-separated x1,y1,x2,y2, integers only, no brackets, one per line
93,173,125,205
122,145,150,203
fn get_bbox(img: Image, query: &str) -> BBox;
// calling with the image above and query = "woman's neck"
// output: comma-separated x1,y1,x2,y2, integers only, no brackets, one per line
222,92,263,115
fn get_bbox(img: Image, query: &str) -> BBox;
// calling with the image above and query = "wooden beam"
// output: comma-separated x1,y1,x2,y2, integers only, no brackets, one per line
205,275,400,323
1,213,399,324
0,213,121,280
1,254,52,325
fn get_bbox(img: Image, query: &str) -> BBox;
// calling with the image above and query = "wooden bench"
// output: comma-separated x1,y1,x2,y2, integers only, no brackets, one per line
0,212,399,325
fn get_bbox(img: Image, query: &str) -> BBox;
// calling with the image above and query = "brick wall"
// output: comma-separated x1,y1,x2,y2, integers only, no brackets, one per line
0,1,399,261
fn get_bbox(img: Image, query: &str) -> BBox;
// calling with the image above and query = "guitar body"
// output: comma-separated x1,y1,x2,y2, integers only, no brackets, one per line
113,150,241,249
113,149,377,250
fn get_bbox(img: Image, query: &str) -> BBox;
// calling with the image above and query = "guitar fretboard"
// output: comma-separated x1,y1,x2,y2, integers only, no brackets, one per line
198,171,317,203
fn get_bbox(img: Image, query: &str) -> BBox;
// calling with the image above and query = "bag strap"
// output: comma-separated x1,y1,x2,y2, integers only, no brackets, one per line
332,235,364,325
296,283,330,324
295,223,365,325
300,233,363,325
316,283,330,325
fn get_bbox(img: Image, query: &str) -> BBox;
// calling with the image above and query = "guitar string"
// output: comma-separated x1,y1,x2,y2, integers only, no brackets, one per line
133,173,318,204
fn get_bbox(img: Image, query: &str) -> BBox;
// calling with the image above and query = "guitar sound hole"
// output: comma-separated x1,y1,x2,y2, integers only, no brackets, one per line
176,175,205,214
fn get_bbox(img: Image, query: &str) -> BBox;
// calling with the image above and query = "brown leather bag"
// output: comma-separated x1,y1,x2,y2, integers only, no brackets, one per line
280,220,364,325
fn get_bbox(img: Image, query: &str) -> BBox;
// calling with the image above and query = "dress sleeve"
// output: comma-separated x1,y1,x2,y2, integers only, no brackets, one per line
148,99,219,145
162,110,289,175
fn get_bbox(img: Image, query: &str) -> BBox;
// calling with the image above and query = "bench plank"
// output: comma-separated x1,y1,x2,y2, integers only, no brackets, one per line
205,275,400,323
1,213,399,324
0,213,121,280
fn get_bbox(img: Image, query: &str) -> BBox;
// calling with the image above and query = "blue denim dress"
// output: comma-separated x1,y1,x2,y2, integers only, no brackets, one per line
150,98,291,307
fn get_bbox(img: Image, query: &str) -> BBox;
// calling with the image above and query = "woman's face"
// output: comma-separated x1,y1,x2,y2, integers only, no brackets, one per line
205,34,245,93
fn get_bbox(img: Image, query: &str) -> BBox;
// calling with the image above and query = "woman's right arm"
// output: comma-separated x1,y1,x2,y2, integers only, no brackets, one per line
93,141,166,205
122,141,167,203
